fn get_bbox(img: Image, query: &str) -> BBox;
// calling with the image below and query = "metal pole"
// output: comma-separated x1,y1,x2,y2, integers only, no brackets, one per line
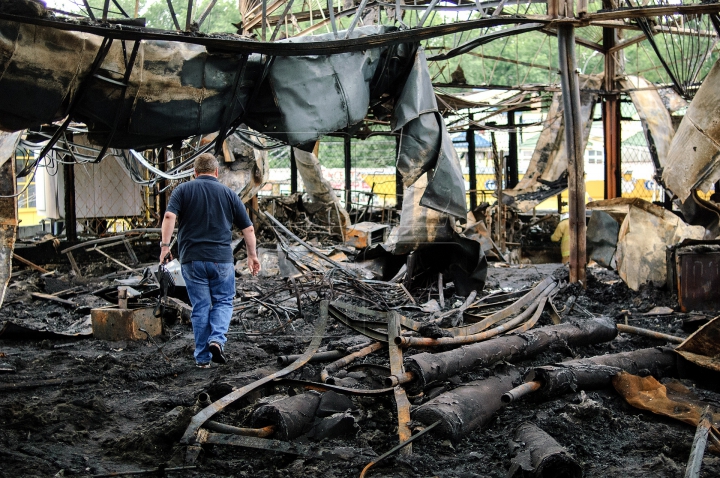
102,0,110,21
290,147,297,194
395,135,403,210
467,115,477,211
63,161,77,242
507,111,519,189
603,1,621,199
558,24,586,284
185,0,194,30
344,135,352,213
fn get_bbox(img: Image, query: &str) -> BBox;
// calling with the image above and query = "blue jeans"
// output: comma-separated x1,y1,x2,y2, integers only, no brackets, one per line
181,261,235,364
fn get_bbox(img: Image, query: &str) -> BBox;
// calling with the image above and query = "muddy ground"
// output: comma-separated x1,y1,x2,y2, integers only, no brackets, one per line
1,252,720,478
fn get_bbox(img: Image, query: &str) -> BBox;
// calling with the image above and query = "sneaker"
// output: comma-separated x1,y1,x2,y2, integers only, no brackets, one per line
209,342,227,364
196,362,211,369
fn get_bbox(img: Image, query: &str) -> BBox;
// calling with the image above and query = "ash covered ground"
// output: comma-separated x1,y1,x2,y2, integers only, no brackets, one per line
1,258,719,478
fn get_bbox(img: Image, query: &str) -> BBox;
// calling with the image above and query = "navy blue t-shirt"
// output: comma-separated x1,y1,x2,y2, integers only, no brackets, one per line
166,175,252,264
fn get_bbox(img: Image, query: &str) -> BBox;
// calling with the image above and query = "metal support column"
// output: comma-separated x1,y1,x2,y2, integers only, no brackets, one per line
395,135,403,210
467,115,477,211
344,135,352,212
63,161,77,242
290,148,298,194
558,24,586,285
603,23,621,199
507,111,519,189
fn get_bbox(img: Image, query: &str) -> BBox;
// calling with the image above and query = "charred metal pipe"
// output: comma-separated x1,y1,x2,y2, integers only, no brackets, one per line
204,421,275,438
413,366,521,440
195,392,212,409
685,407,713,478
617,323,684,344
249,391,322,440
400,316,616,394
527,346,677,398
385,371,415,388
322,342,384,384
277,350,345,366
396,282,556,347
508,422,582,478
501,381,541,404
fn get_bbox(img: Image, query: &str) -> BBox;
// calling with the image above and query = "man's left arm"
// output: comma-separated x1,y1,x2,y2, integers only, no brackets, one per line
242,225,261,276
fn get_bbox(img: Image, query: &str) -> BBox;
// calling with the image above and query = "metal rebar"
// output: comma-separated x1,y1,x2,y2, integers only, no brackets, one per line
501,380,541,404
616,324,684,344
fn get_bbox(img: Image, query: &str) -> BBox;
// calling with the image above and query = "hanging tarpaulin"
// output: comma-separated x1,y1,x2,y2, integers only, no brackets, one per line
620,76,675,171
503,74,602,212
664,57,720,202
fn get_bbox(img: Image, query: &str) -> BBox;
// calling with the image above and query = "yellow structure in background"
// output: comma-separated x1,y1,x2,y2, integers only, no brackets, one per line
362,173,681,213
15,149,41,227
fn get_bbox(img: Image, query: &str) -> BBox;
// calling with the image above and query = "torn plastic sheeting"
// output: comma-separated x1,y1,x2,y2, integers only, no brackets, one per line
620,76,675,170
0,20,260,149
503,74,601,212
219,133,269,204
586,210,620,268
0,317,93,339
679,190,720,240
387,172,456,255
676,315,720,372
392,49,467,219
0,132,21,168
663,57,720,202
0,158,17,309
292,148,350,231
587,198,704,291
612,372,720,454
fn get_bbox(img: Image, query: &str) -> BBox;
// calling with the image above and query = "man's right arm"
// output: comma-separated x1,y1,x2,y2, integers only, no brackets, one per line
242,225,261,276
160,211,176,263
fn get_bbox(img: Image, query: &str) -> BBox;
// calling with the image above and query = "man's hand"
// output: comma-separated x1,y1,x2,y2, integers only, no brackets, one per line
159,247,173,264
248,255,261,276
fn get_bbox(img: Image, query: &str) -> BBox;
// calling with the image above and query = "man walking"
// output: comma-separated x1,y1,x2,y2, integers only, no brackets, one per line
160,153,261,368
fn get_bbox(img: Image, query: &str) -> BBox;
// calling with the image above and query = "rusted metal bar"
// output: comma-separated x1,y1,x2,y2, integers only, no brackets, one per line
204,421,276,438
388,311,412,455
277,378,394,396
185,0,194,31
102,0,110,21
558,24,586,284
250,392,322,440
359,420,441,478
198,430,365,459
400,316,617,394
527,346,677,398
196,0,218,27
396,282,556,347
685,407,713,478
414,366,521,440
180,301,328,444
322,342,384,383
603,16,621,199
270,0,295,41
502,380,542,404
385,371,415,387
508,422,582,478
617,323,684,344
